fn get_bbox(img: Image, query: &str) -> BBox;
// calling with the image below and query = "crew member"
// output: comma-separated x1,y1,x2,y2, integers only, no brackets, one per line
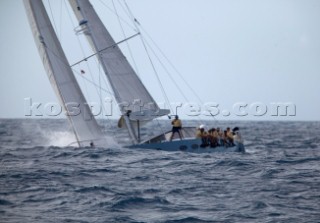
170,115,182,141
196,124,208,147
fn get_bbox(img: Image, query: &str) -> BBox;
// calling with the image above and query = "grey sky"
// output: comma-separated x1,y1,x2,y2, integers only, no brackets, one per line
0,0,319,120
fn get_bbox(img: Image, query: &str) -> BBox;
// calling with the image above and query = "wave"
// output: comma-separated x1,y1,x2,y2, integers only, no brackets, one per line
164,217,213,223
1,120,320,222
0,199,13,206
111,196,171,209
276,157,320,164
75,186,113,193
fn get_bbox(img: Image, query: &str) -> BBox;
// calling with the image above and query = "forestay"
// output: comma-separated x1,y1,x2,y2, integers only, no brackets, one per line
24,0,113,147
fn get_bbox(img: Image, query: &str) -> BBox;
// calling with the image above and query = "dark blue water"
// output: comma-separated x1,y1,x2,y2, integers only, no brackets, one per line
0,119,320,223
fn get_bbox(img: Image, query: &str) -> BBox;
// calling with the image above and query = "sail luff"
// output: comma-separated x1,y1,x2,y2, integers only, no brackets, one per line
24,0,112,147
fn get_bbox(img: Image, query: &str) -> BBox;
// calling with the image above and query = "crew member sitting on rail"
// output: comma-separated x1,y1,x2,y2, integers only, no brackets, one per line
170,115,182,141
226,127,235,146
216,128,223,146
196,125,208,147
208,128,219,148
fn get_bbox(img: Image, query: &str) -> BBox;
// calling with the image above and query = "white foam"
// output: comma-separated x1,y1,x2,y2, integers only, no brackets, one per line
45,131,77,147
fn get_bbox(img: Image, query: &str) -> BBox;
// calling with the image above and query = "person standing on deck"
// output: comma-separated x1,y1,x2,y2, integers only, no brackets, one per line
170,115,182,141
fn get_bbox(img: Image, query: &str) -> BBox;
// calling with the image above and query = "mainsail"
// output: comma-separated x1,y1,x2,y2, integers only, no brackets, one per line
68,0,170,143
24,0,113,147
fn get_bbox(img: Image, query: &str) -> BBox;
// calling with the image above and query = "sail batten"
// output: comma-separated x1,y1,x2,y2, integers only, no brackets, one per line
24,0,112,147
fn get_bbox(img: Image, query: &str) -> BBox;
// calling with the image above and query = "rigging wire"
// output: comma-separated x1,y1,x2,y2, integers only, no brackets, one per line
65,0,120,118
141,28,207,109
116,0,137,24
62,0,117,135
140,36,173,114
142,39,189,102
122,4,217,122
140,27,218,121
117,0,173,139
47,0,59,40
96,0,174,114
49,1,100,102
92,0,171,140
111,0,141,77
62,0,98,100
70,32,140,67
96,53,117,138
37,34,113,97
63,0,117,116
73,69,113,95
122,0,173,114
140,37,209,126
137,32,210,124
97,0,137,31
96,0,170,139
139,26,204,103
70,1,119,135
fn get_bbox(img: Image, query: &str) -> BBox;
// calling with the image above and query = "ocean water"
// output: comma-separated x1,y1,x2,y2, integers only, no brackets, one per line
0,119,319,223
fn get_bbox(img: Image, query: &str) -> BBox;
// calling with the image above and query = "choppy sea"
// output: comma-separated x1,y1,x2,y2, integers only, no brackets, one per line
0,119,319,223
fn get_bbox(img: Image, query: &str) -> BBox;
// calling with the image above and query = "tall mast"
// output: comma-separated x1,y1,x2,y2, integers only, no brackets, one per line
24,0,113,147
68,0,169,144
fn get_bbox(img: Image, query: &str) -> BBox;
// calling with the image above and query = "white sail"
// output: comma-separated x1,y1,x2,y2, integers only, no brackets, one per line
68,0,170,118
24,0,113,147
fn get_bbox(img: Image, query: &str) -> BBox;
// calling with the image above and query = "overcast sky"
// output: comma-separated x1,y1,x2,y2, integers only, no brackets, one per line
0,0,319,121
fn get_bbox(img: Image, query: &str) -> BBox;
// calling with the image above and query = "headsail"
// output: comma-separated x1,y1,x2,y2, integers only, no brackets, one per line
24,0,113,147
68,0,169,143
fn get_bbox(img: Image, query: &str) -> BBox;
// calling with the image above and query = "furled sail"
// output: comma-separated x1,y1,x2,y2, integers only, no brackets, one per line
24,0,113,147
68,0,170,120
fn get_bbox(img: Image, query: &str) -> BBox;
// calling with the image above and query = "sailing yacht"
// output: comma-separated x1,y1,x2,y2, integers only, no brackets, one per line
24,0,245,153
